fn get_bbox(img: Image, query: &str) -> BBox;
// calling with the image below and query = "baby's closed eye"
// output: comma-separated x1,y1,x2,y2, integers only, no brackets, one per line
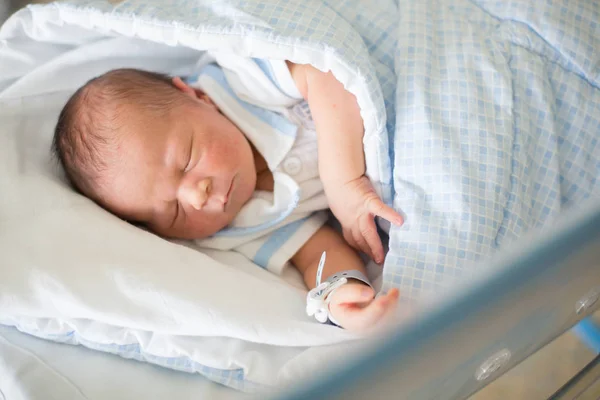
184,135,196,172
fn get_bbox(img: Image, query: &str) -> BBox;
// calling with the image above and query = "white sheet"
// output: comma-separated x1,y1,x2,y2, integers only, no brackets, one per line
0,325,253,400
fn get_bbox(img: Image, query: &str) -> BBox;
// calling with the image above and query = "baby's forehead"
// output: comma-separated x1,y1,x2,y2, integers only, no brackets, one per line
75,72,192,162
114,106,181,159
95,124,173,211
80,72,170,110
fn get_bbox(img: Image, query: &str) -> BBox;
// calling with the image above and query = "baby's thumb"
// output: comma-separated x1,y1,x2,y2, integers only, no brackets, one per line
330,284,375,304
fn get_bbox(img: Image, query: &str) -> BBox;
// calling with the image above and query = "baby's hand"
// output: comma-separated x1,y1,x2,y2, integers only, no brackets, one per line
326,175,403,264
328,282,400,332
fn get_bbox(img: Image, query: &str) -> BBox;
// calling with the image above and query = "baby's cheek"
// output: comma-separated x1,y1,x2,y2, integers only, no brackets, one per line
189,211,232,238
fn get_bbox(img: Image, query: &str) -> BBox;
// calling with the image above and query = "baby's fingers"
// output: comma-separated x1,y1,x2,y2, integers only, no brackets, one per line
331,290,399,332
329,283,374,305
344,228,372,260
366,197,404,226
360,216,384,264
373,290,401,330
343,228,359,252
352,229,376,262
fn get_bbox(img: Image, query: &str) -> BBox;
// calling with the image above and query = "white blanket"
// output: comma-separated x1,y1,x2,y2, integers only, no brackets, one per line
0,325,252,400
0,4,370,392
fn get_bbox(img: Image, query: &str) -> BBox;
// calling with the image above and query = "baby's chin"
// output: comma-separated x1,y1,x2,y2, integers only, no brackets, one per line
164,224,226,241
141,210,231,240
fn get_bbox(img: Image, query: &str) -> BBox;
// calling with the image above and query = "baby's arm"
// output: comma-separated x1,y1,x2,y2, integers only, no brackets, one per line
291,225,398,332
286,62,403,263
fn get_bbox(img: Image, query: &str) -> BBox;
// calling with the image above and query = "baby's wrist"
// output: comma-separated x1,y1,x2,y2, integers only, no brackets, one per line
306,253,373,324
345,278,370,287
319,166,363,188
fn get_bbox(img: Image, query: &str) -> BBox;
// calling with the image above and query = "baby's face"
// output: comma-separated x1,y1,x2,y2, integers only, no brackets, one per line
101,82,257,239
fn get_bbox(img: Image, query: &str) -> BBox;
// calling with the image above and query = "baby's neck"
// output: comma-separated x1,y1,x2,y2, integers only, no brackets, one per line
252,145,274,192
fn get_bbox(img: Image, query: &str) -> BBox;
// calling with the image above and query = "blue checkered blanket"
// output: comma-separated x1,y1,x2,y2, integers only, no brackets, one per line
381,0,600,298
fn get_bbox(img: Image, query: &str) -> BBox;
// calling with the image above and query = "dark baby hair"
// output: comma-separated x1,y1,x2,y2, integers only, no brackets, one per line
51,68,187,201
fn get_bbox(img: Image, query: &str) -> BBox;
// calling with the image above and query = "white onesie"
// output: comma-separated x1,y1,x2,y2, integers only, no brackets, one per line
190,54,329,274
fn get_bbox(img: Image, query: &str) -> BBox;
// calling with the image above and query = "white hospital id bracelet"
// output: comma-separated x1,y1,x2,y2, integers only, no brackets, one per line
306,252,373,325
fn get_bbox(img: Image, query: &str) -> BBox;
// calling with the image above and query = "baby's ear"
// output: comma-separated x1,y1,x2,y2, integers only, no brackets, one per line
196,92,217,109
172,77,197,98
172,77,217,109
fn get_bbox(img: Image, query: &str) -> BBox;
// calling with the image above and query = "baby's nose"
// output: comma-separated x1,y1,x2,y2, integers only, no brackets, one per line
182,177,212,211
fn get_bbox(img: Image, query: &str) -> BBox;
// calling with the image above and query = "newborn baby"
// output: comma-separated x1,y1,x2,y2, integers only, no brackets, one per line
52,58,403,331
